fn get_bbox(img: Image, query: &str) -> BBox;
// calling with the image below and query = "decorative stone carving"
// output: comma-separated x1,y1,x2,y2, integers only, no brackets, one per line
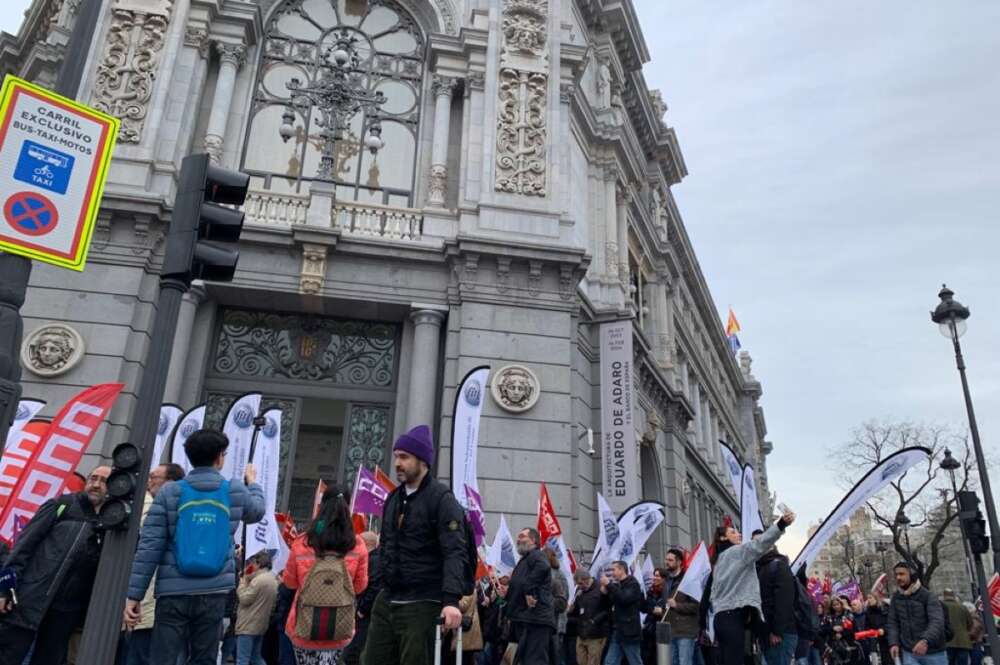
495,0,549,197
680,476,691,510
215,41,247,68
527,260,543,296
491,364,540,413
649,89,668,126
605,241,618,276
299,243,327,294
495,68,547,196
559,82,575,104
184,24,209,58
203,133,223,164
558,263,575,300
427,164,447,206
501,0,548,57
22,324,85,377
431,73,458,98
595,56,612,109
92,2,173,143
432,0,458,35
460,253,480,290
496,256,511,293
467,71,485,91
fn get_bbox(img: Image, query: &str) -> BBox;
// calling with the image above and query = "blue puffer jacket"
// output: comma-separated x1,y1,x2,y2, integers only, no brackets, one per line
127,467,266,600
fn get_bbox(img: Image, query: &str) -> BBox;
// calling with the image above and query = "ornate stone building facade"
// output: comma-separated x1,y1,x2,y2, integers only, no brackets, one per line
1,0,775,555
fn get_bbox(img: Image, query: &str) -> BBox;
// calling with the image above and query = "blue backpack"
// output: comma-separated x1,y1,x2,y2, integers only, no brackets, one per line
174,479,232,577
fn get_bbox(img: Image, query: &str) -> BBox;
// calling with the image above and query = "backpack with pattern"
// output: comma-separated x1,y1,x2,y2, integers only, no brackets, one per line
294,554,356,642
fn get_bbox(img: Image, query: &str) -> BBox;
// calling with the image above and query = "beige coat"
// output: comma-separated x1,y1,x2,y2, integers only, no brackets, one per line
450,593,483,652
236,568,279,636
136,493,157,631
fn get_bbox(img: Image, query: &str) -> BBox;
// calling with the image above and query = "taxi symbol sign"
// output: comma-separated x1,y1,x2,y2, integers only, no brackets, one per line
4,191,58,236
14,140,75,194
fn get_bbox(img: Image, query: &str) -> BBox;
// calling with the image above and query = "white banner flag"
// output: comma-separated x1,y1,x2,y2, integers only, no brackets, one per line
452,366,490,508
599,321,639,513
152,404,183,468
487,514,519,578
0,399,46,509
170,405,206,475
246,409,281,559
590,493,621,576
221,393,262,483
792,446,931,574
741,465,765,539
639,554,655,593
617,501,665,561
720,442,743,499
678,542,712,601
543,534,577,600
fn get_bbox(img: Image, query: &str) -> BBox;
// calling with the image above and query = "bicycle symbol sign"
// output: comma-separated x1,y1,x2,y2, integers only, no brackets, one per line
13,140,75,195
4,191,59,236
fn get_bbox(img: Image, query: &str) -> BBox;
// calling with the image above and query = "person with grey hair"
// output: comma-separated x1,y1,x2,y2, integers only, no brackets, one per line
568,568,609,665
506,527,555,664
235,551,279,665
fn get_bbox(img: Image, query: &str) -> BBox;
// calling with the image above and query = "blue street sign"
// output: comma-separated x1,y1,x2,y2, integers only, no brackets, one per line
13,139,75,195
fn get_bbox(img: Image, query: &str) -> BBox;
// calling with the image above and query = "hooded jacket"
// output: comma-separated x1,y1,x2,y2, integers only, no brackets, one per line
887,581,946,653
1,492,103,630
127,467,265,600
756,549,797,637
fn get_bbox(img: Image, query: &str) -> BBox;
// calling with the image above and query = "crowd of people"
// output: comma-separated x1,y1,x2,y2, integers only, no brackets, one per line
0,424,995,665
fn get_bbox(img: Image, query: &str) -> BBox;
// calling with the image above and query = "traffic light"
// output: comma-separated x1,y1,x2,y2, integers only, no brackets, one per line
162,153,250,284
99,442,141,530
958,490,990,555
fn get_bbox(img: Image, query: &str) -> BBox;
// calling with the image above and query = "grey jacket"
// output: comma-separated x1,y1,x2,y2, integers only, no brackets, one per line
709,521,786,615
127,467,265,600
887,582,946,653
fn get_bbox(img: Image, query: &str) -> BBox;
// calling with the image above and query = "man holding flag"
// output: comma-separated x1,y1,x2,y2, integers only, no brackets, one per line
663,548,701,665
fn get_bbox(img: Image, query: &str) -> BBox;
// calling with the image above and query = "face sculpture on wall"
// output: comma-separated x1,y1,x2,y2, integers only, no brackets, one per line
22,324,85,377
491,364,540,413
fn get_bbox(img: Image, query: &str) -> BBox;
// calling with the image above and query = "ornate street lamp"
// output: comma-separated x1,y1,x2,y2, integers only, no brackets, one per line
278,34,386,181
895,512,913,564
931,286,1000,575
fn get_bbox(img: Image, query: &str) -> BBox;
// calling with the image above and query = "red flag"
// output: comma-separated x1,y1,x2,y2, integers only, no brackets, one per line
988,573,1000,618
274,512,299,547
0,420,50,510
536,483,561,546
476,555,490,581
0,383,123,544
313,479,327,519
352,513,367,535
722,515,733,528
374,467,397,493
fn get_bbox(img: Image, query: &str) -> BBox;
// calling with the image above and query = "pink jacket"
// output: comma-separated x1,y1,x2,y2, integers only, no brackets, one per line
284,534,369,651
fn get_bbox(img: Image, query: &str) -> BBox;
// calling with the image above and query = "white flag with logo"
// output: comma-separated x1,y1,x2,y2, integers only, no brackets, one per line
488,514,519,578
589,493,621,576
617,501,665,561
741,465,765,540
221,393,262,483
246,408,281,559
677,542,712,601
452,366,489,508
152,404,183,468
170,405,206,475
639,554,655,593
543,533,577,600
720,442,744,499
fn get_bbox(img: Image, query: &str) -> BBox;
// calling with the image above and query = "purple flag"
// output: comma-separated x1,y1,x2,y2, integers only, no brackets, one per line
832,579,862,602
464,484,486,547
351,467,390,516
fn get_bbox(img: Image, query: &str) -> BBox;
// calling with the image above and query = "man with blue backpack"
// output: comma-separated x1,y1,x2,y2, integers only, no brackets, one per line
124,429,266,665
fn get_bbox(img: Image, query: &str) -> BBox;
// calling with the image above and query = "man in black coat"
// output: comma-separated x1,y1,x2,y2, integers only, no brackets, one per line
602,560,643,665
754,537,799,665
506,527,555,665
887,562,947,665
361,425,468,665
568,569,610,665
0,465,111,665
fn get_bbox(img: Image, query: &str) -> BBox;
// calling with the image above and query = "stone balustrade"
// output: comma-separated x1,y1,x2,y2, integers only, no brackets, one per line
331,200,423,241
243,191,309,226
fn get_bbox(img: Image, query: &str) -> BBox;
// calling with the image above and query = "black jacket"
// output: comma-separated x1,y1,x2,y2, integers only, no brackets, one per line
1,493,103,629
569,583,610,639
887,584,946,653
662,570,700,639
607,575,644,640
379,473,468,606
756,550,797,638
506,547,555,628
357,547,383,618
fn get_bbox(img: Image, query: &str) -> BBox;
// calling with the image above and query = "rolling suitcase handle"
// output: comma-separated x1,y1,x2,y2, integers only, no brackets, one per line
434,615,474,665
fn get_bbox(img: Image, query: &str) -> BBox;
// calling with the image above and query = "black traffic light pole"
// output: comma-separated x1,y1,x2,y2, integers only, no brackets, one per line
77,153,249,661
958,491,1000,664
0,0,104,450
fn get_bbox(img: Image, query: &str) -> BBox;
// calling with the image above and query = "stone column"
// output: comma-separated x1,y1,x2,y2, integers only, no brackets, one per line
603,166,619,286
428,75,458,207
616,183,631,288
204,41,246,164
163,283,205,404
406,308,446,429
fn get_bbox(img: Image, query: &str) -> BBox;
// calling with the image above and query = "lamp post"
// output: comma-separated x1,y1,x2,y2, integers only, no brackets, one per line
278,32,386,181
931,285,1000,575
941,448,980,601
896,512,914,569
863,559,874,592
876,540,889,578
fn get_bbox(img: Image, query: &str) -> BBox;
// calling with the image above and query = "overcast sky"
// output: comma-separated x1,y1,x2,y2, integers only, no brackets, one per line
3,2,998,557
633,1,1000,554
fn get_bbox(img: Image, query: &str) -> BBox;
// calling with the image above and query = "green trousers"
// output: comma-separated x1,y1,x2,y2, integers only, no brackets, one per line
360,591,441,665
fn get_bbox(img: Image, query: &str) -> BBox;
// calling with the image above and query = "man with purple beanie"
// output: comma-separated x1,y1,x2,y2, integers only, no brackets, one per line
361,425,469,665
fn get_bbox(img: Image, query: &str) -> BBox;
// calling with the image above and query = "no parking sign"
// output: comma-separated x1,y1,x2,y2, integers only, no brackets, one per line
0,76,118,270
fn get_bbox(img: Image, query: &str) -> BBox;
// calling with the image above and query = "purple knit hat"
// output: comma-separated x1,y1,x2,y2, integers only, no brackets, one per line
393,425,435,467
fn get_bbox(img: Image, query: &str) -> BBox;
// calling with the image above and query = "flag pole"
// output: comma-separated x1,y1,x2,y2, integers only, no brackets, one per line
240,414,267,573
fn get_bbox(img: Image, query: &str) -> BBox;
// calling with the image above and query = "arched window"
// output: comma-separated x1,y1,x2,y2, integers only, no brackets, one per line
243,0,425,207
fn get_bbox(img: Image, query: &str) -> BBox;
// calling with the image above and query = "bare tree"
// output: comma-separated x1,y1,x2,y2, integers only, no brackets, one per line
828,421,975,586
